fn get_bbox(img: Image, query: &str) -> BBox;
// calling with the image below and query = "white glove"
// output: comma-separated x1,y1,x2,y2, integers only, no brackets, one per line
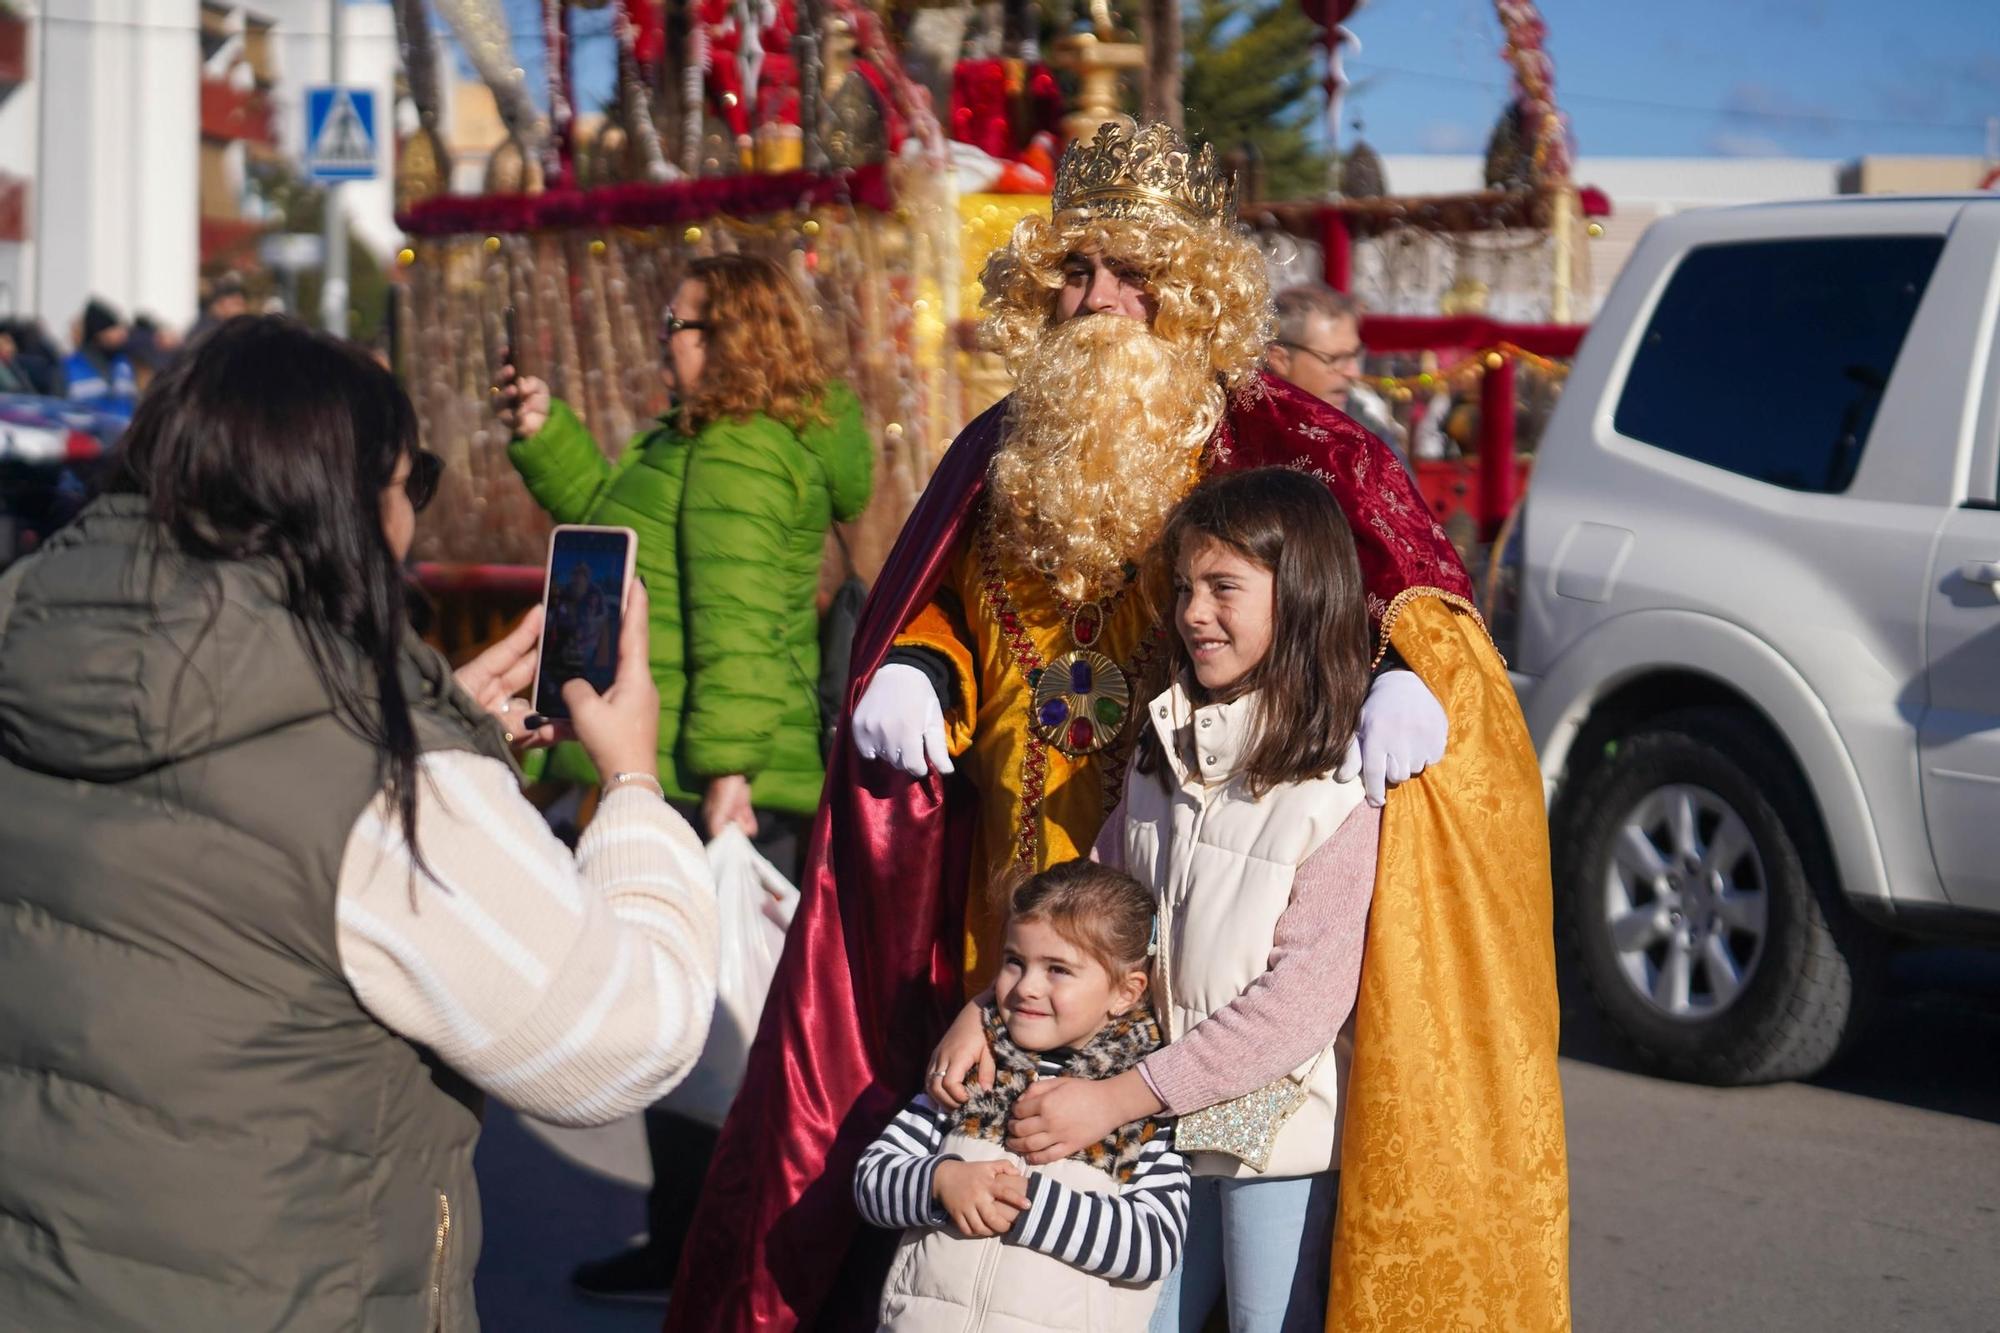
851,662,954,778
1336,669,1448,807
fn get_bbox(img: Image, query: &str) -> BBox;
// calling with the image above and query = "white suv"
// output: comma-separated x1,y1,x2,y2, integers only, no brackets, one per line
1509,194,2000,1084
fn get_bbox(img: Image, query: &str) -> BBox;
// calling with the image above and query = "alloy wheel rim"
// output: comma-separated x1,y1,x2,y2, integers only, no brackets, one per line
1602,783,1769,1021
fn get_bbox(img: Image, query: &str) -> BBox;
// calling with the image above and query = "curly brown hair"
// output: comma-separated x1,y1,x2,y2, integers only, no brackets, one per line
675,253,832,433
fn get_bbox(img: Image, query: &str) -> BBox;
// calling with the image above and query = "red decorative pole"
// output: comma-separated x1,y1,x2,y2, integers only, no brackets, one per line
1320,207,1352,292
1298,0,1361,188
1478,354,1517,541
1300,0,1361,290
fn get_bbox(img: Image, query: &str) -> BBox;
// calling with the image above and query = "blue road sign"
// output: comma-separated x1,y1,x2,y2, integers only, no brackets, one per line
304,85,377,182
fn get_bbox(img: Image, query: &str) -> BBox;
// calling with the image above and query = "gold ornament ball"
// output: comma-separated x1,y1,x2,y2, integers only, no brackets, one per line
396,247,416,267
589,239,608,257
802,219,821,237
684,225,704,244
1587,221,1605,238
1485,351,1504,369
483,236,502,254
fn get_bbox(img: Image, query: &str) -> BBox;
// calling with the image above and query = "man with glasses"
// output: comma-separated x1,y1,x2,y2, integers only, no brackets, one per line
1267,284,1410,470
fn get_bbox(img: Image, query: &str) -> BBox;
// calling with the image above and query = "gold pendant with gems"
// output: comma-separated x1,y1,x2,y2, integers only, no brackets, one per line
1031,600,1131,756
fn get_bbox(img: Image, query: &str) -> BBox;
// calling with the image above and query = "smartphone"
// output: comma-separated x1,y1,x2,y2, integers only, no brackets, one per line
532,524,639,720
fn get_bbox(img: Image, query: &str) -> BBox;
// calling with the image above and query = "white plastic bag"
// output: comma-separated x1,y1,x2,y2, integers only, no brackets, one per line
661,826,798,1128
520,827,797,1183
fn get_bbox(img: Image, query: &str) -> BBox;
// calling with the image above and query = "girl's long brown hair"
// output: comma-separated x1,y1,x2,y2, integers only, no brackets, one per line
677,253,831,433
1136,467,1373,797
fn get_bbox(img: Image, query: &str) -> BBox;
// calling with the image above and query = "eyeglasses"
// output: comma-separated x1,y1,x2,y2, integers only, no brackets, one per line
1276,340,1363,371
659,313,711,340
405,450,444,512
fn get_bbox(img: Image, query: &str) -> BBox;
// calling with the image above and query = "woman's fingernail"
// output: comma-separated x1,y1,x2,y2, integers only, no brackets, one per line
523,714,547,730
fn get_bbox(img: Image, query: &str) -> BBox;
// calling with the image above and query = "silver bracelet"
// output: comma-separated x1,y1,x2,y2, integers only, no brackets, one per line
604,771,666,800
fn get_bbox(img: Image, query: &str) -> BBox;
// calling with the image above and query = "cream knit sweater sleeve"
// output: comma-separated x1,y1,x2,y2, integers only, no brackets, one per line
334,750,720,1128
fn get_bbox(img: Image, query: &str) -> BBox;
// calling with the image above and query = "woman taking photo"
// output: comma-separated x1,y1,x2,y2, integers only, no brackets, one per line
0,318,719,1332
495,253,874,1303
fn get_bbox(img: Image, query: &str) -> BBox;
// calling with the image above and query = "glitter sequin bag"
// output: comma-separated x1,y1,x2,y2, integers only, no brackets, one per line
1154,839,1323,1172
1172,1068,1315,1171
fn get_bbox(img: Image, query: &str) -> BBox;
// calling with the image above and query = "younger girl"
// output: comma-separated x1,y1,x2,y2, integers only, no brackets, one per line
854,860,1192,1330
934,466,1381,1332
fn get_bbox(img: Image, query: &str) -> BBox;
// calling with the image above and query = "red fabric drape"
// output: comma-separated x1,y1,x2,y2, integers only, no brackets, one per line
394,165,893,236
1359,313,1586,358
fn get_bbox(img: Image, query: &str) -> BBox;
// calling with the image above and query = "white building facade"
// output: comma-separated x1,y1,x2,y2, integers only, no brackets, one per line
0,0,399,336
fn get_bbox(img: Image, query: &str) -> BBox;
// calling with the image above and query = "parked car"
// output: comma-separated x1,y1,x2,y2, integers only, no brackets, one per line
0,394,126,567
1506,194,2000,1084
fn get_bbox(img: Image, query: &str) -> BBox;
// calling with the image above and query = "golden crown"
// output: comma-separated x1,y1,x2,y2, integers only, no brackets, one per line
1051,120,1237,227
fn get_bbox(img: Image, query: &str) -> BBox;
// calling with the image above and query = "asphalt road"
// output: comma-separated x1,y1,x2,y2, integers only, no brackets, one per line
472,947,2000,1332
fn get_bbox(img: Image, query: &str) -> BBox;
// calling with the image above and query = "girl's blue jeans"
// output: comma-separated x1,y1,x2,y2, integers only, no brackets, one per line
1147,1171,1339,1333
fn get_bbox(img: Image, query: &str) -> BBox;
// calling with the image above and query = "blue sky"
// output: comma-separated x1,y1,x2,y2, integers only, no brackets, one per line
457,0,1998,162
1340,0,1998,159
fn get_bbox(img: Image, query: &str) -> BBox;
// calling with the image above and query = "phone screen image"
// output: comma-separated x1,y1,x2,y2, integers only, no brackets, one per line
534,528,631,718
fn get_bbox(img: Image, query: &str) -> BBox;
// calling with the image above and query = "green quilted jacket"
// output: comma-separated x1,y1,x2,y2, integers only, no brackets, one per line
508,383,874,814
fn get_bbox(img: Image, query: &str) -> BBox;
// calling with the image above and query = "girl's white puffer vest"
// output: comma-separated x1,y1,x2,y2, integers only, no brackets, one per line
1121,682,1365,1180
877,1135,1162,1332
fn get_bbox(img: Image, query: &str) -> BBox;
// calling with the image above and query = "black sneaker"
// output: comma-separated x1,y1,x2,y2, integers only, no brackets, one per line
570,1245,674,1305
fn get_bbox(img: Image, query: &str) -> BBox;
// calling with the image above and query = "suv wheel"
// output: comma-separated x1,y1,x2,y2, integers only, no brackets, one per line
1559,707,1881,1084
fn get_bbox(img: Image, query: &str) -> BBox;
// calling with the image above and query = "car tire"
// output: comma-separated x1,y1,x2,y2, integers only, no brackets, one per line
1557,706,1882,1085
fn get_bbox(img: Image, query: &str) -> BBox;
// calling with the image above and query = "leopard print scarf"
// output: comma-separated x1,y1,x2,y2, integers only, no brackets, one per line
955,1003,1168,1183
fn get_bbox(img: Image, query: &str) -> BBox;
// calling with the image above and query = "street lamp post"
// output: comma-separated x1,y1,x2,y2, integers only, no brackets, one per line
320,0,349,335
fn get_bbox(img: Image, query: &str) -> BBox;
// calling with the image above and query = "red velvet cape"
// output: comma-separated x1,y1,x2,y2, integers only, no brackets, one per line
663,372,1473,1332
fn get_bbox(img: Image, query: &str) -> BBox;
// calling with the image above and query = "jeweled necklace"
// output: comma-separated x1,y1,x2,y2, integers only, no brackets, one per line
1028,583,1139,756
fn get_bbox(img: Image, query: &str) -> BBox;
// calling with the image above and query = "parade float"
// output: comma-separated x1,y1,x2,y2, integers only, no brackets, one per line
388,0,1601,646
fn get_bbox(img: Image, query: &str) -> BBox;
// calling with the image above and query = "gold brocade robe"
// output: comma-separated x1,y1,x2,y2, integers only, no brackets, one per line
896,511,1161,984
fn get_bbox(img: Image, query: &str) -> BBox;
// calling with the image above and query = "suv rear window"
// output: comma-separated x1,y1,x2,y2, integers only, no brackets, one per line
1614,236,1944,493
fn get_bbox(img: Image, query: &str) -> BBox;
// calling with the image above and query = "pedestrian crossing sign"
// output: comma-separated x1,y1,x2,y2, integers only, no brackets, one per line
304,86,377,182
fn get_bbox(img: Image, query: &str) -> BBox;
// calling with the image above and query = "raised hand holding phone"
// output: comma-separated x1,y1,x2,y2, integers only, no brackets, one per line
532,525,638,722
562,578,660,782
492,363,550,439
491,311,549,440
452,605,563,753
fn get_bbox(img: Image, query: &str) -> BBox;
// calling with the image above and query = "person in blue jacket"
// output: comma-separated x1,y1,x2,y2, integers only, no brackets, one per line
63,298,139,413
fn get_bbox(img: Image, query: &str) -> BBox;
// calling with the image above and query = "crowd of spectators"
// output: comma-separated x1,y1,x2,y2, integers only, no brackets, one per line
0,274,255,415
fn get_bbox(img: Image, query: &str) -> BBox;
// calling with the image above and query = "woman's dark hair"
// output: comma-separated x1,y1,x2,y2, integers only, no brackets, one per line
104,315,429,862
1136,466,1373,797
1006,858,1156,979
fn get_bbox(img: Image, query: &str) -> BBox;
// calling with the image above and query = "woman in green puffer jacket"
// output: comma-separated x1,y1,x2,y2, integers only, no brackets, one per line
497,253,874,857
498,254,874,1303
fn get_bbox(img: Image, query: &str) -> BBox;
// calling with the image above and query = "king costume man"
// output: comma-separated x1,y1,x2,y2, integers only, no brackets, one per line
665,121,1571,1332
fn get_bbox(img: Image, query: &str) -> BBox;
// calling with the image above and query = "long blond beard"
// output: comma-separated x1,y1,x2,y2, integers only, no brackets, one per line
988,315,1223,603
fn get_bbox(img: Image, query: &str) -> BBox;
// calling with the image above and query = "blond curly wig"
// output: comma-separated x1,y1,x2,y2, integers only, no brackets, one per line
977,211,1273,389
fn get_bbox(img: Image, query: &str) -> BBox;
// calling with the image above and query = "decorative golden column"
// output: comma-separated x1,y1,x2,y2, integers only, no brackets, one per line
1049,3,1144,147
395,127,452,213
1549,184,1577,323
